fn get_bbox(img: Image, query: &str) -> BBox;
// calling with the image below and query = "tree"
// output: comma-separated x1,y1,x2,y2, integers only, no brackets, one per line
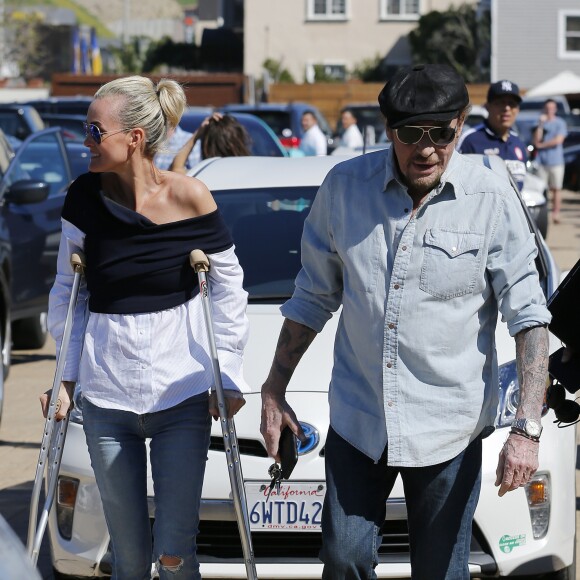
262,58,294,83
4,10,51,81
408,4,490,83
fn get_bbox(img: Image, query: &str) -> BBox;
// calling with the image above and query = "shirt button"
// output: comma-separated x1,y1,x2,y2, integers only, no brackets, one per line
451,246,457,253
393,284,400,289
388,401,394,407
402,245,407,251
388,323,395,329
386,362,392,368
404,208,409,213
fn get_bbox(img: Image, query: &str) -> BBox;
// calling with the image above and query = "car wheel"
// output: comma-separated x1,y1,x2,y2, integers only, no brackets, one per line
12,312,48,350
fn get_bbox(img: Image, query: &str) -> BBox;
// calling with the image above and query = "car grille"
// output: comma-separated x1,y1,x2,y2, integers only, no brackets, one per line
209,436,269,457
196,519,410,559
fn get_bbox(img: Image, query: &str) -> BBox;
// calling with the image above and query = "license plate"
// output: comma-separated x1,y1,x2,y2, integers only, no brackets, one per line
245,481,325,532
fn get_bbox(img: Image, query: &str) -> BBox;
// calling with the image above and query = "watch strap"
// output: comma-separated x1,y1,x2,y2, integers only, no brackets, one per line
510,427,540,442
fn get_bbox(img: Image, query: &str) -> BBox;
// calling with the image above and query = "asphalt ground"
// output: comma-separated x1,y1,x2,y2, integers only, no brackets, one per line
0,188,579,579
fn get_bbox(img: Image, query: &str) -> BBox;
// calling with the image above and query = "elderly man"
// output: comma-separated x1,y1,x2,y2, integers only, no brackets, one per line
260,64,550,579
459,79,528,191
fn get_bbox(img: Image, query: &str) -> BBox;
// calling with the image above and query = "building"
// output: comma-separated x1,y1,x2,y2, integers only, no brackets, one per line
244,0,478,83
492,0,580,90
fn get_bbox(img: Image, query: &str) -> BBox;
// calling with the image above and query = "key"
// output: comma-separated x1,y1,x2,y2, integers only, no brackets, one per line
266,462,282,501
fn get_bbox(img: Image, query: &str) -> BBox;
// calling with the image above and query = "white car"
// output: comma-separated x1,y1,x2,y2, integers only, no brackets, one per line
47,155,575,579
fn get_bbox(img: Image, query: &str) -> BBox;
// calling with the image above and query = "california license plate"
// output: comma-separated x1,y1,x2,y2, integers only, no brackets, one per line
245,481,325,532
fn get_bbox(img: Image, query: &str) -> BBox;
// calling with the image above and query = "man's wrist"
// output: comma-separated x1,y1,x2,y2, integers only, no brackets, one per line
510,427,540,442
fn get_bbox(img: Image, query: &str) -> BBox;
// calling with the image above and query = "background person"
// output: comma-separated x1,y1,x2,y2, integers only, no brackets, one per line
154,123,200,171
41,75,249,580
169,113,251,174
339,108,364,149
533,99,568,223
260,63,551,579
459,79,527,191
299,111,327,156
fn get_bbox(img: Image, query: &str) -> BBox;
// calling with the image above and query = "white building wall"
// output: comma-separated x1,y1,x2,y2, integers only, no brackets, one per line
493,0,580,90
244,0,478,82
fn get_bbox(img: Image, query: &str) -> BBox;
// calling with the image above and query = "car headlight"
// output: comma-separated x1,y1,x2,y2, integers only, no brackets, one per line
496,360,548,428
496,360,520,428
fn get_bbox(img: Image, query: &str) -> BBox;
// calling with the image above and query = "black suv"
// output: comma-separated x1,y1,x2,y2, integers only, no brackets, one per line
0,127,80,425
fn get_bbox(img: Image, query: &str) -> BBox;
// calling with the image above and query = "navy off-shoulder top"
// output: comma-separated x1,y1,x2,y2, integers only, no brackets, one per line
62,172,233,315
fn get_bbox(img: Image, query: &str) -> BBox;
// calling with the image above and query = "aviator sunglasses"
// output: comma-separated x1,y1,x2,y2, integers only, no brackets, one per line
83,122,129,145
394,125,457,146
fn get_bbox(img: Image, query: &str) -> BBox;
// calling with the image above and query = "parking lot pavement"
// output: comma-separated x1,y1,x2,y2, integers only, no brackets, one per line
0,344,57,578
0,190,579,579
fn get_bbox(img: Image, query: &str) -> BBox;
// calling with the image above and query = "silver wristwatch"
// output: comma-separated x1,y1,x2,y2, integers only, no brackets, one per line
511,418,542,440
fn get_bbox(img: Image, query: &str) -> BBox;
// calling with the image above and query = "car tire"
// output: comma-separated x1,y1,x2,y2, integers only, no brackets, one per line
12,312,48,350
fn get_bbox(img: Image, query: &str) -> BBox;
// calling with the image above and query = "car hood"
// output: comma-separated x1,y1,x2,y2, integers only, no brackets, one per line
521,171,547,207
242,303,516,394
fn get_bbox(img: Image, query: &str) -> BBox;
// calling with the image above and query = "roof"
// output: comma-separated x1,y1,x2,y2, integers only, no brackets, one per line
188,155,356,190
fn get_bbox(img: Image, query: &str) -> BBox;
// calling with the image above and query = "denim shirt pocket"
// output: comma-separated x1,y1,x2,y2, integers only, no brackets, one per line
420,229,484,300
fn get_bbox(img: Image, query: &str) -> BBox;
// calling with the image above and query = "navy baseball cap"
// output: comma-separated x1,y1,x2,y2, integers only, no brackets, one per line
487,80,522,103
378,64,469,128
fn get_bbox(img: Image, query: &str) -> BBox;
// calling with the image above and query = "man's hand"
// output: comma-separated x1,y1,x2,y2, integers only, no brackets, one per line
495,433,539,496
260,386,305,463
209,389,246,421
39,381,75,421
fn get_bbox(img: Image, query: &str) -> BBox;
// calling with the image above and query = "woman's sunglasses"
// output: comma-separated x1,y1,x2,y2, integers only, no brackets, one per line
394,125,457,146
83,122,128,145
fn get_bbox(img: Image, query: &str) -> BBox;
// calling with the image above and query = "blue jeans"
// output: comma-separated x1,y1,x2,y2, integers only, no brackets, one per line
82,393,211,580
320,427,482,580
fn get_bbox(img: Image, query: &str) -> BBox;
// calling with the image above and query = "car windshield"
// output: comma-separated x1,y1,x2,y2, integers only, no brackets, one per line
213,186,317,300
239,111,291,137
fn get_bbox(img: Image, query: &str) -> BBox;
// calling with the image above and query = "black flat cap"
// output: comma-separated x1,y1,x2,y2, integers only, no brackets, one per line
378,64,469,128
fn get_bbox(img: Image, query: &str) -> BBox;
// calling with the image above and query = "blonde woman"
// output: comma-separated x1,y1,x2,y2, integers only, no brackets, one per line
42,76,249,580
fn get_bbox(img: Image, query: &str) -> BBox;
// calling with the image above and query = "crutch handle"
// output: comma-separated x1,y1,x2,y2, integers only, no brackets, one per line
70,251,86,271
190,249,210,273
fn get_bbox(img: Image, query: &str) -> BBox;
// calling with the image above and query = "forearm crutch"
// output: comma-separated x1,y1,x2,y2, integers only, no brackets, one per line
190,249,258,580
27,252,85,566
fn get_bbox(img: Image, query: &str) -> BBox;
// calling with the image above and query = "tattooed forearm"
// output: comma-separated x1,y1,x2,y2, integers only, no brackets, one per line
515,325,549,420
269,319,317,386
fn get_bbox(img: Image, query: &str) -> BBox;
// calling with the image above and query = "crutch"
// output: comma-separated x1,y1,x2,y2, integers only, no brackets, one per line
27,252,85,566
190,249,258,580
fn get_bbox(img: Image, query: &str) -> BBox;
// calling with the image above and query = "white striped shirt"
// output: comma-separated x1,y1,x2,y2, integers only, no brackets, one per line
48,219,250,414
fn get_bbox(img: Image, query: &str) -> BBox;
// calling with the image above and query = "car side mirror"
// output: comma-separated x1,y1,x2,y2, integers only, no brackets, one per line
4,179,50,204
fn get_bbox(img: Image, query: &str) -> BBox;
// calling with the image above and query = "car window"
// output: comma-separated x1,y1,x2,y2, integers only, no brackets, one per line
213,186,317,298
4,132,69,198
242,111,292,138
0,111,30,141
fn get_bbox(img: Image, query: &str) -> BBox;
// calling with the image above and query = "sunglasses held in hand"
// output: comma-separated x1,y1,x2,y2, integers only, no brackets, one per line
83,122,129,145
395,125,457,146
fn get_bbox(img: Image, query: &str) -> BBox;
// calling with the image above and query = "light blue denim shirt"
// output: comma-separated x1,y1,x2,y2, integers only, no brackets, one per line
281,148,551,466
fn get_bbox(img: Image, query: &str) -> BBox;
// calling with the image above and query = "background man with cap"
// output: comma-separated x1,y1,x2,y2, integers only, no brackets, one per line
459,80,528,191
260,63,550,578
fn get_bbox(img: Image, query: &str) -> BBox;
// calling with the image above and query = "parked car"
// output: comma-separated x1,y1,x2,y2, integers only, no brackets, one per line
563,142,580,191
20,96,93,116
220,102,335,154
519,95,571,116
0,104,45,147
41,113,86,142
0,127,79,427
179,110,288,158
47,154,575,579
334,103,385,146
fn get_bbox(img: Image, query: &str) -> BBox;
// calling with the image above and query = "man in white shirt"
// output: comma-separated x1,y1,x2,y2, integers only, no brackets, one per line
299,111,328,156
339,108,364,149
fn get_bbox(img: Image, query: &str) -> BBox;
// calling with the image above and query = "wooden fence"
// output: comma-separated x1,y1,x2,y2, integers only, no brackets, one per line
270,82,490,128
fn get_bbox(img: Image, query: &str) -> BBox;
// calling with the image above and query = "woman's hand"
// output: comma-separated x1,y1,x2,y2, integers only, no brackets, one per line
39,381,75,421
209,389,246,420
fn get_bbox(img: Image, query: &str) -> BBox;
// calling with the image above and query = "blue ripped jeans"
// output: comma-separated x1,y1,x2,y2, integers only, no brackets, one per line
320,427,482,580
82,393,211,580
